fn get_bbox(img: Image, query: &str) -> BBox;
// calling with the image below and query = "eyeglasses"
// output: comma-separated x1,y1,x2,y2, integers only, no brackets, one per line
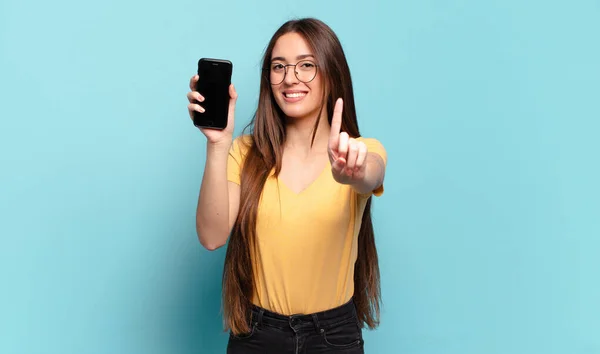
264,60,318,85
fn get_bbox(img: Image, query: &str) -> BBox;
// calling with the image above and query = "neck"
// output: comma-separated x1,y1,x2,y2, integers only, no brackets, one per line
284,108,330,155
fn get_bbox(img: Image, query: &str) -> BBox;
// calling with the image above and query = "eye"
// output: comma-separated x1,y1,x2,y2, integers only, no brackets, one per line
272,63,285,72
298,61,316,71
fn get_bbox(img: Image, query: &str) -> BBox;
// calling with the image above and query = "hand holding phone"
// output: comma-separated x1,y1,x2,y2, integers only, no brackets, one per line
187,58,237,144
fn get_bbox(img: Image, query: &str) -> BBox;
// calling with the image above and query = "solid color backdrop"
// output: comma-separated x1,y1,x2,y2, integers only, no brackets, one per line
1,0,599,353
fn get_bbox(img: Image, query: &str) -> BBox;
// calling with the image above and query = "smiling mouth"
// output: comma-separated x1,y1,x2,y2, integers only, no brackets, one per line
284,92,307,98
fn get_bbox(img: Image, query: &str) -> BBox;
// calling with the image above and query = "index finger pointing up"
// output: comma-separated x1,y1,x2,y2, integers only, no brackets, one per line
329,98,344,146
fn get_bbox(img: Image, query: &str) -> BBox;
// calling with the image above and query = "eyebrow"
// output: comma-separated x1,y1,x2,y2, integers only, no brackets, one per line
271,54,314,62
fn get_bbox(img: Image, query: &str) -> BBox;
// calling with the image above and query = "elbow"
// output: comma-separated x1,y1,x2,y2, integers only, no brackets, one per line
198,237,225,251
196,230,226,251
202,242,225,251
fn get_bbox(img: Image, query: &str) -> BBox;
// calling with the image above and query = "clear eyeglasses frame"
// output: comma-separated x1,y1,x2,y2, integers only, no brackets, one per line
263,60,319,85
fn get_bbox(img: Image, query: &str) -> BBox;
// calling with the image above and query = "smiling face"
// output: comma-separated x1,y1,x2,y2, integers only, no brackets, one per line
269,32,325,121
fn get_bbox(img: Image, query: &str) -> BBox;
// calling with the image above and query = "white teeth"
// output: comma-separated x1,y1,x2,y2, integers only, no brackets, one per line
285,92,306,98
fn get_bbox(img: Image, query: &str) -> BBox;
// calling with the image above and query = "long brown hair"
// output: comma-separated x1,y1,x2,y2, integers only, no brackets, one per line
222,18,382,335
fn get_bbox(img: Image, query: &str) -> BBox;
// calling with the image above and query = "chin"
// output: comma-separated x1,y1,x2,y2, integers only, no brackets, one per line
276,97,320,120
282,107,312,119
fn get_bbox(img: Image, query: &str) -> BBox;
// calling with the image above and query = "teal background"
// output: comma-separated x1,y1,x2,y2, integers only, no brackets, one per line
1,0,599,353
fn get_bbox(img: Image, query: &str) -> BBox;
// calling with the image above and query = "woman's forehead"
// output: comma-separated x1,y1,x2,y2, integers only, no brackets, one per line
271,33,313,60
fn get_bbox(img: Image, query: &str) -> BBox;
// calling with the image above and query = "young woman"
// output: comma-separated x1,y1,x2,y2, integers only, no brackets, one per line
187,18,387,354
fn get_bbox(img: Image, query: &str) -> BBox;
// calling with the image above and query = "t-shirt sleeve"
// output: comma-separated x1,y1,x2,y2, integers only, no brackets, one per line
356,137,387,197
227,136,249,185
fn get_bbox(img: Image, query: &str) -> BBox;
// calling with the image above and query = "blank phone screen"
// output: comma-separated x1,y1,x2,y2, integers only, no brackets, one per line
194,59,232,129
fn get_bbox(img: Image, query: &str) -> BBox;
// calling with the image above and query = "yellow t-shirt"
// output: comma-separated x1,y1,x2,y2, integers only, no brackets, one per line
227,135,387,316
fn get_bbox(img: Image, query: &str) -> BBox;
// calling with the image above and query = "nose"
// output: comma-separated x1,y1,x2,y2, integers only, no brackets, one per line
283,65,299,85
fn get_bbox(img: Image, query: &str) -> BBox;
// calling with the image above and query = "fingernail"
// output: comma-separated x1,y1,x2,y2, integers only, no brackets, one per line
198,106,205,113
198,96,204,102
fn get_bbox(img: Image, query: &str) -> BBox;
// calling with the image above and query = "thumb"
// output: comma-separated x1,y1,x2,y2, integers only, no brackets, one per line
332,157,346,175
229,84,238,105
227,84,237,128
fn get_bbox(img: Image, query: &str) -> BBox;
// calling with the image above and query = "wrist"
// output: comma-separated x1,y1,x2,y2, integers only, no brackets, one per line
206,139,232,154
350,178,370,195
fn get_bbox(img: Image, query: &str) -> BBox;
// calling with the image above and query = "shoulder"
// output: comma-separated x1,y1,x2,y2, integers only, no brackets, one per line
355,136,387,166
229,134,254,162
227,135,254,184
232,134,253,148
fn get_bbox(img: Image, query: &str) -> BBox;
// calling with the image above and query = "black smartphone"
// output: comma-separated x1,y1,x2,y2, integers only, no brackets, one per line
193,58,233,129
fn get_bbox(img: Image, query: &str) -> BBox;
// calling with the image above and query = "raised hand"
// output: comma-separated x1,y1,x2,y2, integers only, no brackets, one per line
187,74,238,146
327,98,368,185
